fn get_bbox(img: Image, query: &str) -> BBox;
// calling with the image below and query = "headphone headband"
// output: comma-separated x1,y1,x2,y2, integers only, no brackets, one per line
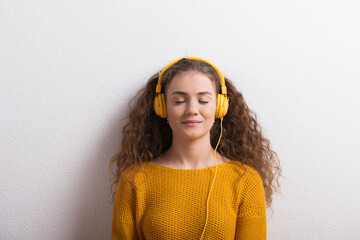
155,56,227,95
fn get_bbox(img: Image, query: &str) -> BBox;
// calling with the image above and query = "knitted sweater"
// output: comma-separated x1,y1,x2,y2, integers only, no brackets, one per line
111,160,266,239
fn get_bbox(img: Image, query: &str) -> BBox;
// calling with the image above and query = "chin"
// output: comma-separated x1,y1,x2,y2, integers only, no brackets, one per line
175,130,210,141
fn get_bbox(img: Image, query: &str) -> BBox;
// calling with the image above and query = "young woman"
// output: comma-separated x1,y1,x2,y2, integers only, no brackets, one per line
110,57,281,239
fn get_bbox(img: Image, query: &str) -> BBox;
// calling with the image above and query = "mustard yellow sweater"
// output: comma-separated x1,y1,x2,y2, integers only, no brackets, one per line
111,160,266,239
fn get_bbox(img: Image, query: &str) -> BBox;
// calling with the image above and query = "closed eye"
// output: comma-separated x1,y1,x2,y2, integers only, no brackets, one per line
175,101,209,104
174,100,209,104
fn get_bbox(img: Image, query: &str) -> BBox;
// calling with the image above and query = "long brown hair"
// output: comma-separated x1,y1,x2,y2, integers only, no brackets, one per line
110,58,281,208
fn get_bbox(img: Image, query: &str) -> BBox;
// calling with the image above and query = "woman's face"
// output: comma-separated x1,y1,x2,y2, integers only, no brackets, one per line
165,71,217,141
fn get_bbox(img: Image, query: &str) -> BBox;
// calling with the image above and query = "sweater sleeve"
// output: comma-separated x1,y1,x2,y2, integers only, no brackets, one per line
111,171,138,240
235,168,267,240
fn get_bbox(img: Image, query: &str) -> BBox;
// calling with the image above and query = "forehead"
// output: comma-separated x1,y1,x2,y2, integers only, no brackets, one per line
165,71,216,94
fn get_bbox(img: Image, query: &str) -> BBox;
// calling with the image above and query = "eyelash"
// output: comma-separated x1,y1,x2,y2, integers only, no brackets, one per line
175,101,209,104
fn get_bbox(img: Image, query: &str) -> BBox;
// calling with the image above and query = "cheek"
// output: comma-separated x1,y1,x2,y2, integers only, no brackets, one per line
166,104,183,119
201,105,217,121
209,100,218,114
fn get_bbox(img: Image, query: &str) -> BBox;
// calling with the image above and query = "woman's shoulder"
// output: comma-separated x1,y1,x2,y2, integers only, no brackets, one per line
226,160,263,182
117,162,146,182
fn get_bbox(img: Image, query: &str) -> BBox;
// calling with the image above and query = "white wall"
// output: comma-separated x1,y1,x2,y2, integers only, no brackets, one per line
1,0,359,239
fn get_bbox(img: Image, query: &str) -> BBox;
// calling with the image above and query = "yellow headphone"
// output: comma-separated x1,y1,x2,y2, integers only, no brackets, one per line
154,56,229,119
154,57,229,239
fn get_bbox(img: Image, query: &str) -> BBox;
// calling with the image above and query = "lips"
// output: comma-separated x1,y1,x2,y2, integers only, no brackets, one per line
182,120,202,123
182,120,202,126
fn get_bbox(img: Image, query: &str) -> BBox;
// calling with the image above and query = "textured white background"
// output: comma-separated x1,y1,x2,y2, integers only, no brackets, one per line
1,0,360,239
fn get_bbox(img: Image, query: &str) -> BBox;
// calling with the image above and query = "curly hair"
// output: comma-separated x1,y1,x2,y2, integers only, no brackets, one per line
109,58,281,208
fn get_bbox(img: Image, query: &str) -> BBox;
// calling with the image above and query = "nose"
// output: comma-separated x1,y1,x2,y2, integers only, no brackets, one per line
185,98,199,116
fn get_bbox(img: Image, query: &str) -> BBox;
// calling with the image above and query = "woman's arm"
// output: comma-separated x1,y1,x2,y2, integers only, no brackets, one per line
111,172,138,240
235,168,267,240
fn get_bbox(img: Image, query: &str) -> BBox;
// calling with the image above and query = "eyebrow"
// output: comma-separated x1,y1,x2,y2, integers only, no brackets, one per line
171,91,212,96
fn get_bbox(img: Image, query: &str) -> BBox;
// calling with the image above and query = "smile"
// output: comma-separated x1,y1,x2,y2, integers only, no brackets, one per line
182,120,202,126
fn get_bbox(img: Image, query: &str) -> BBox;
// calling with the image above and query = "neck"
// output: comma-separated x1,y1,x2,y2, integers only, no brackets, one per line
164,133,221,169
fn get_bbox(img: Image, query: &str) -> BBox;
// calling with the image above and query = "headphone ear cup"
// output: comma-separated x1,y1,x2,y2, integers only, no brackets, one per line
160,93,167,118
216,94,229,118
154,93,167,118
